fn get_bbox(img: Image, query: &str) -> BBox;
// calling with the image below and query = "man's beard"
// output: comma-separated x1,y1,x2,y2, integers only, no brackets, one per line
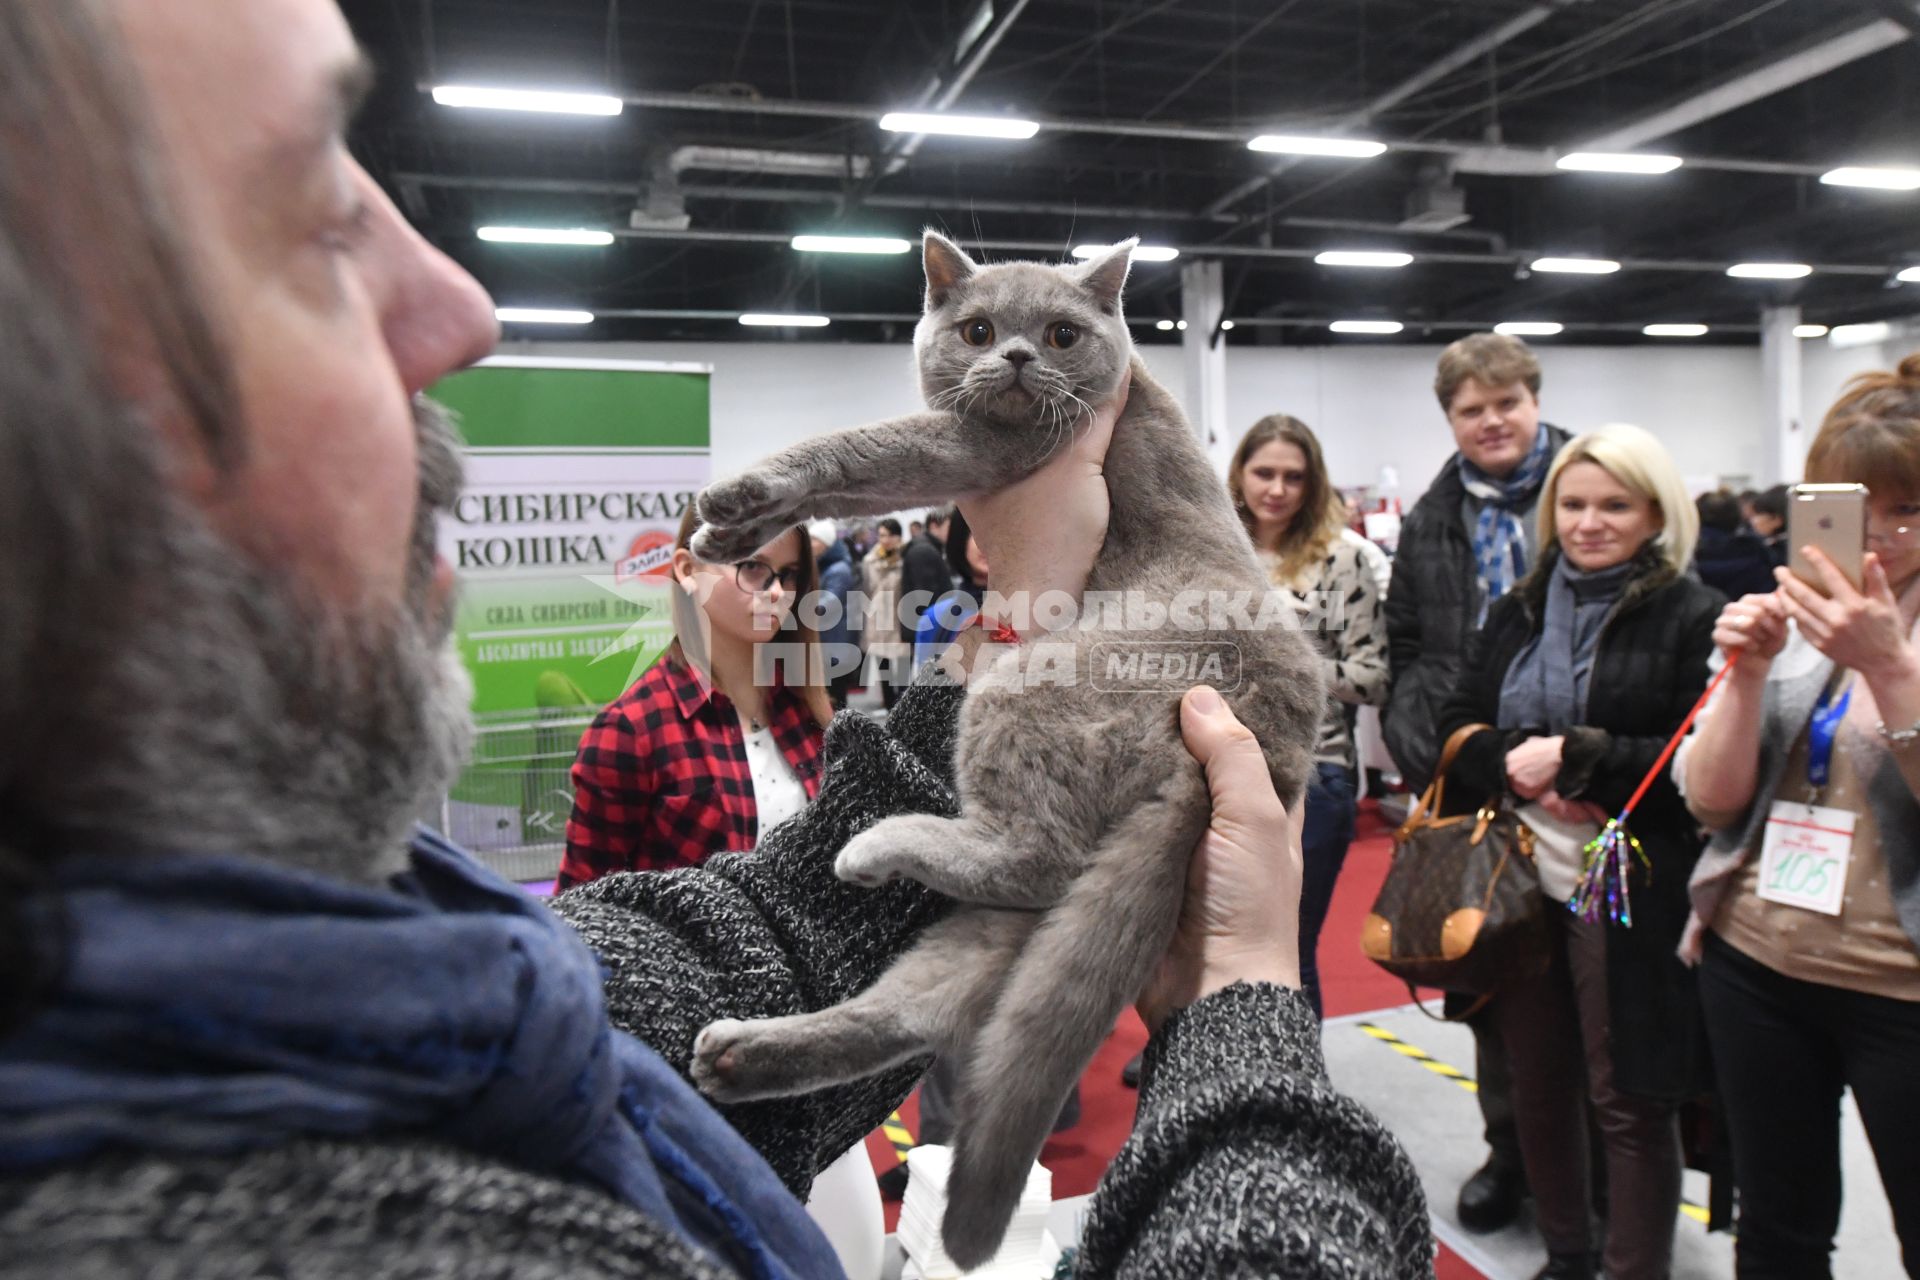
16,399,475,884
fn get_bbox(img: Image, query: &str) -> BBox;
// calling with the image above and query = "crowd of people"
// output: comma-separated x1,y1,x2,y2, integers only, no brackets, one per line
2,4,1917,1280
553,324,1920,1280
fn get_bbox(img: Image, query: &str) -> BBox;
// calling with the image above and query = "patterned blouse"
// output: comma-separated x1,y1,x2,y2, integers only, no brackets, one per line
1258,528,1392,770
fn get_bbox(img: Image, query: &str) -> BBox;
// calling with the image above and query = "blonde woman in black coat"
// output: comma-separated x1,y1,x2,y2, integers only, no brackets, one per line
1437,424,1723,1280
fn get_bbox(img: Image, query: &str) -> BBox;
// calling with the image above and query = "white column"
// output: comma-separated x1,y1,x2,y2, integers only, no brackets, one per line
1179,259,1227,449
1759,304,1805,485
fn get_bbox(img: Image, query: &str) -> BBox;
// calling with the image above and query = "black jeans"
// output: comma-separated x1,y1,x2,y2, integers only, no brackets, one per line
1298,762,1357,1018
1699,931,1920,1279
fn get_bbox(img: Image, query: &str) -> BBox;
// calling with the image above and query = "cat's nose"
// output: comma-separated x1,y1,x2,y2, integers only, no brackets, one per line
1003,349,1034,367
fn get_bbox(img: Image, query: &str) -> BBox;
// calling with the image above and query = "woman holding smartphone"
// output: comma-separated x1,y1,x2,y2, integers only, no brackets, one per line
1677,356,1920,1278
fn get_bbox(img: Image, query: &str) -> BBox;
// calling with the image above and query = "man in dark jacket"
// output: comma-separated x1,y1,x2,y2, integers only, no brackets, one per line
1383,331,1570,1234
1692,490,1779,599
897,505,956,643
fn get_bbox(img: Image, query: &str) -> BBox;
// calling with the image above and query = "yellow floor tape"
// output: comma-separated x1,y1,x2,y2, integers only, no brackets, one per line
882,1110,915,1165
1356,1020,1710,1227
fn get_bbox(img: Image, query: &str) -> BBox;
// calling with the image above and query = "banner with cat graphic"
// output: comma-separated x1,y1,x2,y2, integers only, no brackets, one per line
426,356,711,877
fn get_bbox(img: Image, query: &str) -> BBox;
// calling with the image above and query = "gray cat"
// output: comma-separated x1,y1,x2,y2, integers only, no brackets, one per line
686,231,1322,1267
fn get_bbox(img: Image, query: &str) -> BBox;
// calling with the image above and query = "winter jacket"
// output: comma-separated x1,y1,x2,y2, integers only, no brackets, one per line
1384,424,1572,790
1691,525,1778,601
897,532,954,642
814,539,857,654
1,677,1435,1279
1436,548,1725,1101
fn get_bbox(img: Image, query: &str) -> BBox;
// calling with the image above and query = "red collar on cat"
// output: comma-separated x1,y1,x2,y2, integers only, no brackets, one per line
964,613,1022,645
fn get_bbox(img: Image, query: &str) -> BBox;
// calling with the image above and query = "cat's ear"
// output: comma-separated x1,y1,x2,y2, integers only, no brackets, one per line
922,230,978,308
1074,238,1135,315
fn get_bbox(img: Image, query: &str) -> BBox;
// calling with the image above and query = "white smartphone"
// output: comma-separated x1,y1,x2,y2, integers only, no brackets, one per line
1788,483,1867,595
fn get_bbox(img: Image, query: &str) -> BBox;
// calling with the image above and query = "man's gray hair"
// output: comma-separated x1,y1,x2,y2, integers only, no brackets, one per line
0,0,475,1032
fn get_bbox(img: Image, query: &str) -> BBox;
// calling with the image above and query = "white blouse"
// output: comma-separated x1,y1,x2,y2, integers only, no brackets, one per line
741,717,810,836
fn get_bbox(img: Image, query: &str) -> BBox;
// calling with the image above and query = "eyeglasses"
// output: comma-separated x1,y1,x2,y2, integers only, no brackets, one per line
734,559,802,593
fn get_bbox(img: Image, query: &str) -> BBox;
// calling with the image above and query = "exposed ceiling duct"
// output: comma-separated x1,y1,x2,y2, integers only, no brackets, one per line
669,146,875,180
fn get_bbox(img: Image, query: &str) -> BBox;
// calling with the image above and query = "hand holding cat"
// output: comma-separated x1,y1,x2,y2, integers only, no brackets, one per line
959,362,1131,623
1137,685,1303,1033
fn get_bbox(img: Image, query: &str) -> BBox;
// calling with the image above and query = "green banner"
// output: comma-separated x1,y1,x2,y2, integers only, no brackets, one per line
427,357,711,866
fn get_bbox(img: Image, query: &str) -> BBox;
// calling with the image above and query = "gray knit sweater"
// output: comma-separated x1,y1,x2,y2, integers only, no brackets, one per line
0,680,1432,1279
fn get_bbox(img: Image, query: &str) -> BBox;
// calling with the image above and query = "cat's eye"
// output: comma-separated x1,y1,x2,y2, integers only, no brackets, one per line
1047,323,1079,350
960,319,994,346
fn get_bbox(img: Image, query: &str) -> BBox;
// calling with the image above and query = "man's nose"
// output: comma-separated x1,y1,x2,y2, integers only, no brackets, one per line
356,167,499,394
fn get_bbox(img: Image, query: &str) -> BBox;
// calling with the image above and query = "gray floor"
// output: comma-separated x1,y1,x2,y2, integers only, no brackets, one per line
1324,1004,1906,1279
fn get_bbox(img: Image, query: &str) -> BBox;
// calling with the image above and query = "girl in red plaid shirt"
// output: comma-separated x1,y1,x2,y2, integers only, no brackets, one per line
557,510,835,887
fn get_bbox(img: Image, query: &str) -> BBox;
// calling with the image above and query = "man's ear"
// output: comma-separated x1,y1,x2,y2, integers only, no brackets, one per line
1075,238,1135,314
923,230,978,308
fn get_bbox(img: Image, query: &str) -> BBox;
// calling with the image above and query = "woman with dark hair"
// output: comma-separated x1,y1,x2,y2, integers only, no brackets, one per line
556,504,833,888
1226,413,1390,1017
1679,357,1920,1278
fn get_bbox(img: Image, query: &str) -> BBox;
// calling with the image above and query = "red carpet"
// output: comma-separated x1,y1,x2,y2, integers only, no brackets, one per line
862,798,1479,1273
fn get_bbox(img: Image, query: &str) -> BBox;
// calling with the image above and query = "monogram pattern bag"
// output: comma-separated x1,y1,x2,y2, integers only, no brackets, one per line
1361,723,1549,1010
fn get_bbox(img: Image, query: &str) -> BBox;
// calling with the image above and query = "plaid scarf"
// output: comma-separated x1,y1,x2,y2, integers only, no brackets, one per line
1459,426,1554,623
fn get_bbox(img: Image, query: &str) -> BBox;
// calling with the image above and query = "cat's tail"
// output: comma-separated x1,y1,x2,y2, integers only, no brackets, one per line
940,771,1208,1270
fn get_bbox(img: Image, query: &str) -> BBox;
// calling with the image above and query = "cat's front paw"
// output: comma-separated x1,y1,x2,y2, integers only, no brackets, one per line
689,520,774,565
698,471,794,531
690,1018,763,1102
834,828,911,888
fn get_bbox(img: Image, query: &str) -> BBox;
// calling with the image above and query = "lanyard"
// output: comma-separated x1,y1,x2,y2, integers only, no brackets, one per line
1808,677,1854,790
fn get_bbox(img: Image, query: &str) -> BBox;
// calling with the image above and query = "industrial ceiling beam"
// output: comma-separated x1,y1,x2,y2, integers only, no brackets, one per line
588,224,1902,278
1572,16,1910,153
464,86,1821,177
394,170,1510,239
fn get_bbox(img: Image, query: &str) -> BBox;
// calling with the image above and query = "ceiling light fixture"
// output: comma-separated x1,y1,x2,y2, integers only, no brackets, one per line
1175,319,1189,330
1071,243,1178,262
1314,250,1413,268
1155,320,1175,331
1794,324,1830,338
1556,151,1683,174
495,307,594,325
1642,323,1709,337
1220,320,1235,330
1248,134,1387,159
1494,321,1564,336
1727,262,1813,279
1329,319,1404,334
478,226,614,246
1830,322,1893,348
738,312,832,327
1898,266,1920,283
877,112,1039,139
790,235,914,255
1820,166,1920,191
432,86,623,116
1530,256,1621,274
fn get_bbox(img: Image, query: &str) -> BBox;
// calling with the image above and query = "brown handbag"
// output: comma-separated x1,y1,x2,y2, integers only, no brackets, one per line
1361,723,1550,1014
